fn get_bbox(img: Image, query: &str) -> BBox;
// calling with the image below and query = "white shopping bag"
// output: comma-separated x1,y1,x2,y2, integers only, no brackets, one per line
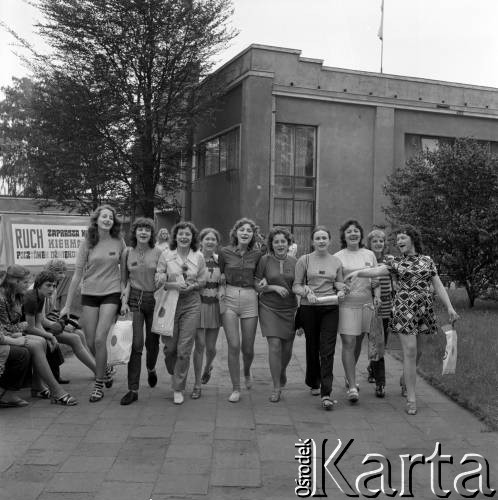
151,288,179,337
106,319,133,366
441,323,457,375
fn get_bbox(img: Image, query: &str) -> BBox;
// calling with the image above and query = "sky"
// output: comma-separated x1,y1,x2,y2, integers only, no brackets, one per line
1,0,498,90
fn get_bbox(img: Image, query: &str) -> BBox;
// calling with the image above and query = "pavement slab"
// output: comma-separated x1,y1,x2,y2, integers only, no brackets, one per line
0,329,495,499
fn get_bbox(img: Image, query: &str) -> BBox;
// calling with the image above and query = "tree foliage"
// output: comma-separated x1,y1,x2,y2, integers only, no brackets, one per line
384,137,498,307
0,0,236,216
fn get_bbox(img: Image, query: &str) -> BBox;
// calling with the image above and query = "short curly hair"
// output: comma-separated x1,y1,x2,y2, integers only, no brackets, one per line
229,218,259,250
34,271,57,290
366,229,388,256
395,224,424,254
267,227,292,253
44,259,67,274
339,219,364,249
130,217,155,249
170,221,199,251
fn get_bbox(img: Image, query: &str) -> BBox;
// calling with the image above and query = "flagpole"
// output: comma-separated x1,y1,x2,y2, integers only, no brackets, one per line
378,0,384,73
380,37,384,74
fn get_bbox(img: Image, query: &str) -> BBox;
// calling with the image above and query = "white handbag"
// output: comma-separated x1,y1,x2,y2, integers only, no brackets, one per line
106,319,133,366
151,288,179,337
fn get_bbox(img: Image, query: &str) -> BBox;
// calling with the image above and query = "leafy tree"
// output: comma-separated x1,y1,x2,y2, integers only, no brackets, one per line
0,77,122,213
1,0,235,216
384,137,498,307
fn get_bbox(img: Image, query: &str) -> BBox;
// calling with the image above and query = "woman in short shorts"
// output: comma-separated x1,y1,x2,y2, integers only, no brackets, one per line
61,204,126,402
219,218,262,403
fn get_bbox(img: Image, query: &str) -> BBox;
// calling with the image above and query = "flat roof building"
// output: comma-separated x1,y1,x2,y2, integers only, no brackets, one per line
187,44,498,253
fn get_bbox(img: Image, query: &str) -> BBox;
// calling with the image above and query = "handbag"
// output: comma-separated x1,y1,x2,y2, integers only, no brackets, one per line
151,288,179,337
367,308,385,362
294,255,310,332
441,323,457,375
106,318,133,366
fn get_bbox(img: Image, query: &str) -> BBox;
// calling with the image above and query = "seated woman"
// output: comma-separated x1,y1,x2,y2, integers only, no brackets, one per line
0,265,78,405
0,330,31,407
25,271,96,377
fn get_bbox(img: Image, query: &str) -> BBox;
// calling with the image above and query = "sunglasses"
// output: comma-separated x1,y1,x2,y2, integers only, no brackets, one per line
181,264,188,280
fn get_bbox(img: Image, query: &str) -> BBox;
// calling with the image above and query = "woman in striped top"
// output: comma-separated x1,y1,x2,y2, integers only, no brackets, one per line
191,228,222,399
366,229,393,398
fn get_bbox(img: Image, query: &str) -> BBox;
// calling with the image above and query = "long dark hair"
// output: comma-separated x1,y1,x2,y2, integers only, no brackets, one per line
0,265,30,306
130,217,155,249
86,204,122,249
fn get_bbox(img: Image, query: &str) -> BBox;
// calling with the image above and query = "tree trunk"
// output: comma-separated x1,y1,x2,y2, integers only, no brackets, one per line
465,281,476,308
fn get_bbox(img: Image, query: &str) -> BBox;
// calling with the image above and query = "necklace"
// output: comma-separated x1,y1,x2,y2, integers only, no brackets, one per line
137,246,146,265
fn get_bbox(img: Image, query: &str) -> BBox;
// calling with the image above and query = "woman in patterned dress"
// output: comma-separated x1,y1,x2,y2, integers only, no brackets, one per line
344,225,459,415
191,228,223,399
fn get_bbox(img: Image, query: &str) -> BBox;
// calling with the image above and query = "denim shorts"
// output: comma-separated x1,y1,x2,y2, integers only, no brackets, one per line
223,285,258,319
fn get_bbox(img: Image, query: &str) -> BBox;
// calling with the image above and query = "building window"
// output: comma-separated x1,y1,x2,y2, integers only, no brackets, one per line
405,133,498,159
274,123,316,255
194,127,240,180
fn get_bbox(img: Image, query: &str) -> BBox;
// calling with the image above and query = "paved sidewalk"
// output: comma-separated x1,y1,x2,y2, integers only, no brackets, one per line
0,330,496,500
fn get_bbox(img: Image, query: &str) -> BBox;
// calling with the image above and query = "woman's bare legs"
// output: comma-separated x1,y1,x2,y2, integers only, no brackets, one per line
57,331,96,374
81,306,99,356
240,317,258,383
222,310,241,391
341,334,358,392
25,335,67,399
399,334,418,403
93,303,118,379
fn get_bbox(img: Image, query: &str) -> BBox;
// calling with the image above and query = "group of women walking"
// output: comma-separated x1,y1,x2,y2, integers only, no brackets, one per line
0,204,459,416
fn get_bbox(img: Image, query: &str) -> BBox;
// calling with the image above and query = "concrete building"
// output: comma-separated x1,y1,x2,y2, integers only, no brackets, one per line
188,44,498,253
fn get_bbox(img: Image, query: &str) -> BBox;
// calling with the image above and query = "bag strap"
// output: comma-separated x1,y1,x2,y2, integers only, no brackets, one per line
304,254,309,286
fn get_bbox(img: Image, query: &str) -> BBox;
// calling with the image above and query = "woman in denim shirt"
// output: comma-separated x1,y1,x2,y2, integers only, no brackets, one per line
218,218,262,403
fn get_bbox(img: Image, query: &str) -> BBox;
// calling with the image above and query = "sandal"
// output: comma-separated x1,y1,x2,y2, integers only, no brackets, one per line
269,390,281,403
190,387,202,399
201,366,213,385
89,387,104,403
347,387,359,403
406,400,417,415
31,388,51,399
321,396,334,411
51,393,78,406
0,395,30,408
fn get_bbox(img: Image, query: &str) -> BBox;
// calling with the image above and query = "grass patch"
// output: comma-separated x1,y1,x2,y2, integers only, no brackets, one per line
388,289,498,430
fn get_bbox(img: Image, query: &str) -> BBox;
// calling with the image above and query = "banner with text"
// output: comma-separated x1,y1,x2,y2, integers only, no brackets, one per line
12,224,87,266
